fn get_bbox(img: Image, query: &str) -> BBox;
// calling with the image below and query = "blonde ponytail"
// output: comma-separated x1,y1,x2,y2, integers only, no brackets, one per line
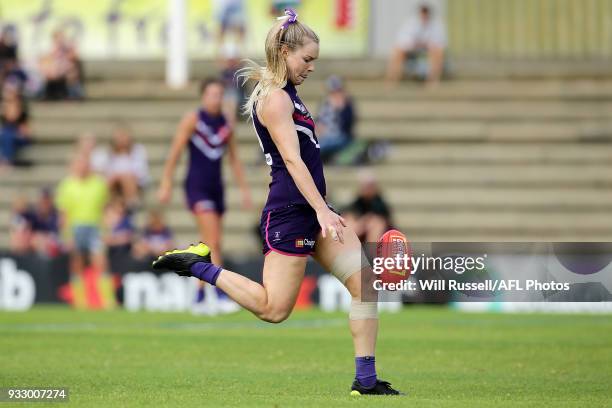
237,11,319,119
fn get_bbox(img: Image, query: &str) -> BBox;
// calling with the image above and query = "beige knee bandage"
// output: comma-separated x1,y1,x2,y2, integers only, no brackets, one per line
330,250,369,284
349,299,378,320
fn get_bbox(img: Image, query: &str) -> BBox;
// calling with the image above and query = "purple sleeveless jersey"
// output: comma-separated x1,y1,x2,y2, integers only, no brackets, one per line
252,81,327,212
184,109,231,214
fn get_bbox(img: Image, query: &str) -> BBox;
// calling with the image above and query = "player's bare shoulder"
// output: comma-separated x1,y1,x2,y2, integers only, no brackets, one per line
180,110,199,127
258,88,293,126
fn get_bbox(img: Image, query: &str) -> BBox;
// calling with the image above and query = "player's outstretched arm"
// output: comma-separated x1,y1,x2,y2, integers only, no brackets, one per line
157,111,197,203
227,130,252,209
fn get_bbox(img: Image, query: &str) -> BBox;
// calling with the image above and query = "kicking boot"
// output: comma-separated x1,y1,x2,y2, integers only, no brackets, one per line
350,379,404,396
152,242,212,276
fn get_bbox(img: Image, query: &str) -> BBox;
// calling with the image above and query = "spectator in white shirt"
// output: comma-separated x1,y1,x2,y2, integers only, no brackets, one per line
92,126,149,207
386,4,447,86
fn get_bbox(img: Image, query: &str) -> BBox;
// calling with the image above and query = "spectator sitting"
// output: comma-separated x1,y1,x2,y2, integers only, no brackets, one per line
9,195,35,254
0,26,17,61
2,58,28,96
92,126,149,208
55,155,109,278
103,197,134,249
30,188,62,257
103,197,135,271
0,26,17,81
342,170,392,243
1,80,31,169
386,3,447,86
39,29,84,100
132,208,174,261
0,26,28,94
316,75,356,163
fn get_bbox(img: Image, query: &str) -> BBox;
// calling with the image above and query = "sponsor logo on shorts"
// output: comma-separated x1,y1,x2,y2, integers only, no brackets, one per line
273,231,281,242
295,238,315,248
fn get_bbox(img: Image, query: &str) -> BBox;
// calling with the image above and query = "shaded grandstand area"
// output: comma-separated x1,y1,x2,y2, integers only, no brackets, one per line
2,58,612,254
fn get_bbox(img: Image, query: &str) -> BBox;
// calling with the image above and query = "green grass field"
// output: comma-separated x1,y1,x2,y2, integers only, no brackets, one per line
1,306,611,407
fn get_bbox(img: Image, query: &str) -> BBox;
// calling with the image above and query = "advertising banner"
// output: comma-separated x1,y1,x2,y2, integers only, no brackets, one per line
0,0,369,59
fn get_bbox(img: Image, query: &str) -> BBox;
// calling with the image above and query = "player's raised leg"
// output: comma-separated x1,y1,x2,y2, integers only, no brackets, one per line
153,244,306,323
217,251,306,322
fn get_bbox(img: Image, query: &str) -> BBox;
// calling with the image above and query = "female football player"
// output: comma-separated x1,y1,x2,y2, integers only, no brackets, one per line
157,78,251,314
154,9,403,396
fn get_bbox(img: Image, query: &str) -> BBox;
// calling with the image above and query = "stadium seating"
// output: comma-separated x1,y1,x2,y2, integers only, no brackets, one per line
2,59,612,254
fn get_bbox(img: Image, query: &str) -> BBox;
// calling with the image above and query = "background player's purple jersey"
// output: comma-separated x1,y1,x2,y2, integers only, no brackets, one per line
185,109,231,197
253,82,327,211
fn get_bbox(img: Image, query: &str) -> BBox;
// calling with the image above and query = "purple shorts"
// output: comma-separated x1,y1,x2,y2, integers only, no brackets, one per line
260,204,320,257
185,187,225,215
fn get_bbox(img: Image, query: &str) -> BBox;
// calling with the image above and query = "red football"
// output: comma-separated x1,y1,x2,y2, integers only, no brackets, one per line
376,229,412,284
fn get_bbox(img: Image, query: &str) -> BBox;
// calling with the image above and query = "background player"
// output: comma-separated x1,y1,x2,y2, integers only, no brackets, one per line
157,78,252,314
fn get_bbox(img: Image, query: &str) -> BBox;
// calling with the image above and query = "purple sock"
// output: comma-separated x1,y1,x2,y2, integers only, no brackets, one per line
190,262,222,285
355,356,377,388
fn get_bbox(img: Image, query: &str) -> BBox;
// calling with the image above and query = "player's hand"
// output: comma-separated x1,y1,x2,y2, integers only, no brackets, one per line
316,207,347,244
157,180,172,204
